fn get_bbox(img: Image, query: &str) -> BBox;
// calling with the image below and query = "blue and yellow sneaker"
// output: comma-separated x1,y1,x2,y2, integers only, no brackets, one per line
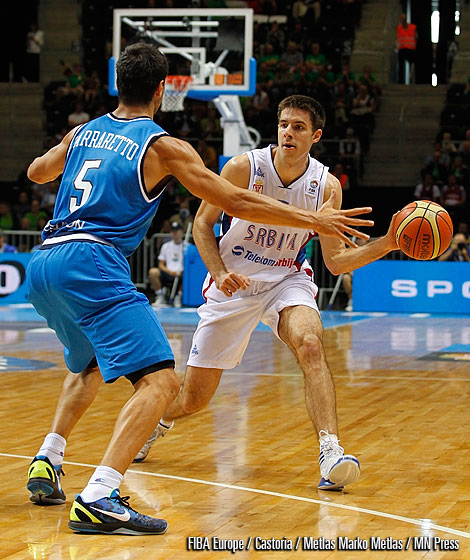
318,431,360,491
69,489,168,535
27,455,66,505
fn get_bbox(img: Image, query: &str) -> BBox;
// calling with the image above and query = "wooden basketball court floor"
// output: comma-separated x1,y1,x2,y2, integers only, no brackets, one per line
1,304,469,559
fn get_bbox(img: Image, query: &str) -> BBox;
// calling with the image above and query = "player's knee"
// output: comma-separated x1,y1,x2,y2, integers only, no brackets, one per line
166,369,181,400
180,389,211,414
296,332,323,360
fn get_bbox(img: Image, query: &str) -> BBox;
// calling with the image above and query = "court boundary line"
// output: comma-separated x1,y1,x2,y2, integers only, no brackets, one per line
224,372,470,382
4,452,469,540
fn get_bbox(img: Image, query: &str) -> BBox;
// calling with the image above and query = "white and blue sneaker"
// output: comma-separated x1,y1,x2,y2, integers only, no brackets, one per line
318,431,360,491
69,488,167,535
133,419,174,463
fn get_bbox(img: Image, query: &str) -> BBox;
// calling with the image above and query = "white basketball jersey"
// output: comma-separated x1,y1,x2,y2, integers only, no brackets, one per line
218,145,328,282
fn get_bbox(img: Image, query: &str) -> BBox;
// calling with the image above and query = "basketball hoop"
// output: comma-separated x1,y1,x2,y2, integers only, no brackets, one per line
161,75,192,112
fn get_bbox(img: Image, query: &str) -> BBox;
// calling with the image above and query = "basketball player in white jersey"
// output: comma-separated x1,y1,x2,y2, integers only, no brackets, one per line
135,95,399,490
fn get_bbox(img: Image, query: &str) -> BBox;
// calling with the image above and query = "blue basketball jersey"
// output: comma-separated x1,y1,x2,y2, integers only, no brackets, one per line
43,113,169,256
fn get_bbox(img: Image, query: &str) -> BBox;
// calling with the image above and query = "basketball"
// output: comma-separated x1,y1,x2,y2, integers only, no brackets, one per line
393,200,453,260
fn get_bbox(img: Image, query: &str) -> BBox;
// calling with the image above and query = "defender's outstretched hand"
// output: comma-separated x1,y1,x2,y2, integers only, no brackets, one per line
314,190,374,248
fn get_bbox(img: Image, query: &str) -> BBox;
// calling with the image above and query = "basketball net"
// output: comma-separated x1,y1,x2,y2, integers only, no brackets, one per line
161,75,192,112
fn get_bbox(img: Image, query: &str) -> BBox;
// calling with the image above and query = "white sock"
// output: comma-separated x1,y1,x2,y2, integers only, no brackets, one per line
37,433,66,466
80,466,123,503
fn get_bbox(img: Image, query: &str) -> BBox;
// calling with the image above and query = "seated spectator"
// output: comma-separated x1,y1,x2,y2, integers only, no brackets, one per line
331,82,352,128
266,21,285,53
421,149,449,186
0,202,18,230
424,141,451,168
281,41,303,72
438,233,470,262
0,230,17,253
13,191,31,221
19,216,32,231
169,197,193,233
350,84,376,152
252,83,271,112
258,43,280,71
440,173,467,222
312,64,335,107
358,65,382,97
332,162,350,191
441,173,466,206
414,173,441,202
305,42,327,74
440,131,458,158
292,63,316,96
459,139,470,168
24,199,49,231
335,62,356,95
456,220,470,242
257,62,275,90
339,127,361,175
272,60,296,102
67,101,90,128
458,128,470,152
450,155,469,187
148,222,185,307
58,61,86,99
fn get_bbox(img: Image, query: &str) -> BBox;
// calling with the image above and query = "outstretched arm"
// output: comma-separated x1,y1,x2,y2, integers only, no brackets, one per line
148,138,373,247
319,173,399,275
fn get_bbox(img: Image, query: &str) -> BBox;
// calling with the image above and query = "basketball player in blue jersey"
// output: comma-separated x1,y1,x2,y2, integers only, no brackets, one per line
135,95,400,491
24,44,375,535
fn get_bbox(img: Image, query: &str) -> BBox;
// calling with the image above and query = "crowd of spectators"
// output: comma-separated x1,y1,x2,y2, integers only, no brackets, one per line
416,128,470,231
415,79,470,233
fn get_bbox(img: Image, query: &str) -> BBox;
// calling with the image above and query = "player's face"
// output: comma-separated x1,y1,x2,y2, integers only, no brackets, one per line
277,108,322,159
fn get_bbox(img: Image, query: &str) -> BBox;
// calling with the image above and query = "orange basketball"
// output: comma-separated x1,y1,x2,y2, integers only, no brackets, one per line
393,200,453,260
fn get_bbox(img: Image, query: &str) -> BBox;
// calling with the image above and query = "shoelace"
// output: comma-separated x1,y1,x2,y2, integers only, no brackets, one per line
319,430,345,460
111,494,159,526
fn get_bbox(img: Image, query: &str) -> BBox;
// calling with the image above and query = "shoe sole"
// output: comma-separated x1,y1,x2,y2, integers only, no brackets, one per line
319,456,360,491
68,521,168,535
28,479,66,505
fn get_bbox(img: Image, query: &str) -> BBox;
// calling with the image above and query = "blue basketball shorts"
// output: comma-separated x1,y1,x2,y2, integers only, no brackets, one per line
26,241,175,383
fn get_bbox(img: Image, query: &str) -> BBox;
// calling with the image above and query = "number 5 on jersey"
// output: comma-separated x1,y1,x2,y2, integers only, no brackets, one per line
69,160,102,212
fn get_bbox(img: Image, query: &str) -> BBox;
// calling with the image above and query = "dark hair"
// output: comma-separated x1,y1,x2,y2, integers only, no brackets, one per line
277,95,326,131
116,42,168,106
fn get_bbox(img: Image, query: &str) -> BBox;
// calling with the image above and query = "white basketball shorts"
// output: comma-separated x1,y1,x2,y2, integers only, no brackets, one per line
187,269,319,370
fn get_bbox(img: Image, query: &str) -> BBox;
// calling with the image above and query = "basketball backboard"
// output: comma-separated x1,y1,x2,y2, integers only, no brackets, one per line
110,8,255,100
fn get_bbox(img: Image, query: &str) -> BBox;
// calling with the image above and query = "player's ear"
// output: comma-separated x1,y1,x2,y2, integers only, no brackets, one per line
156,79,165,97
312,128,323,144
